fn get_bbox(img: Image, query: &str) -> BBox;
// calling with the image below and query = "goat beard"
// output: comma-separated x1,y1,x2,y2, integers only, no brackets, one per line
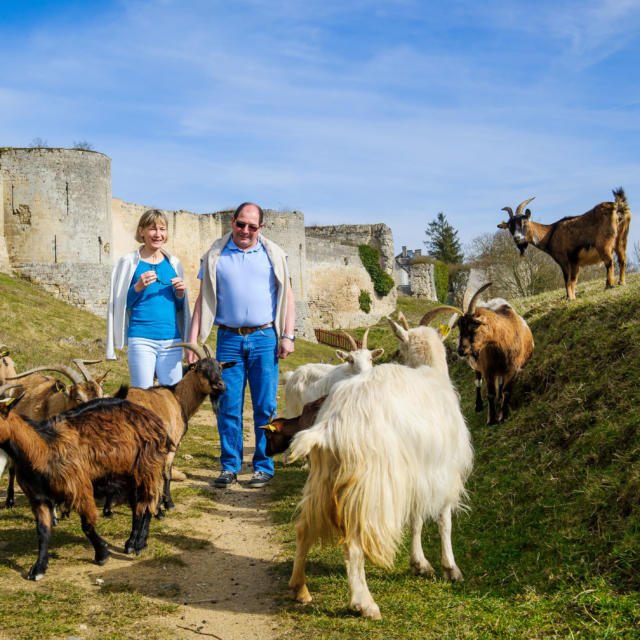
517,242,528,256
208,393,220,414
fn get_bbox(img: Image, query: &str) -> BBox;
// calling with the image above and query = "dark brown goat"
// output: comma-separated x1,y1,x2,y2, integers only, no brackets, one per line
105,342,233,516
3,360,108,510
421,283,534,425
259,396,327,457
498,189,631,299
0,391,171,580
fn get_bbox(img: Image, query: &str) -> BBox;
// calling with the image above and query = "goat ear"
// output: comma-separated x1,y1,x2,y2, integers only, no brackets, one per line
95,370,110,385
220,361,236,370
54,379,69,394
0,399,13,417
371,348,384,360
497,221,509,229
258,418,283,432
335,350,348,362
524,208,532,219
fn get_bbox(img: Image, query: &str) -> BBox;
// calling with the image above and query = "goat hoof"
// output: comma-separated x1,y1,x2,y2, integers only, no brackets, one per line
155,509,165,520
103,509,113,518
5,499,14,509
164,501,176,511
290,586,312,604
475,404,483,413
124,543,135,555
27,565,46,581
411,560,435,576
353,601,381,620
443,565,464,582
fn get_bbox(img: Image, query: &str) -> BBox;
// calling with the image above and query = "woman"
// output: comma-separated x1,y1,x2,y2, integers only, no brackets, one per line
106,209,191,389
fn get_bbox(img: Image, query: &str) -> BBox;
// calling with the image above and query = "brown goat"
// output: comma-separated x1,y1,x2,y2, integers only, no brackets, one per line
259,396,327,457
0,392,172,580
498,189,632,299
105,342,233,516
421,283,534,425
3,360,108,510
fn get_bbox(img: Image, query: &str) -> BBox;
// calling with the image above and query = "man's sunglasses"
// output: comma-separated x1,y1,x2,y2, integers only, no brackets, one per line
234,220,260,232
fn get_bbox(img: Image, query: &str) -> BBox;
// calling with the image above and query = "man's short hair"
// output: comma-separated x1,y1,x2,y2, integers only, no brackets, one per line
233,202,264,225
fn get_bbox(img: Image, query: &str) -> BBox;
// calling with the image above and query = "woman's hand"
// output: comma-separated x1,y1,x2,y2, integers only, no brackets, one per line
185,349,199,365
171,277,186,298
133,270,157,292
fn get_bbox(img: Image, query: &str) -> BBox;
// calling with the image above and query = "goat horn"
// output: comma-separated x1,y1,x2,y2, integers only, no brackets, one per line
8,365,82,385
361,328,369,350
202,344,214,359
501,206,514,219
515,197,535,216
0,383,23,396
341,331,358,351
167,342,207,360
419,306,462,327
397,311,409,331
72,358,101,381
467,283,493,315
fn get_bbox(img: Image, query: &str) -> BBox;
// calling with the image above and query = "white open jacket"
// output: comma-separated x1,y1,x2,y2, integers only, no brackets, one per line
106,248,191,360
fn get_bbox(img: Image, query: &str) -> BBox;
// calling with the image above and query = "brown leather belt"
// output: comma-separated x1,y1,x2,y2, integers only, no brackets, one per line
218,323,273,336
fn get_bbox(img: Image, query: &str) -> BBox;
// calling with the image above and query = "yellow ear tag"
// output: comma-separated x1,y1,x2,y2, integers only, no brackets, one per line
439,325,451,338
5,397,16,406
267,423,276,432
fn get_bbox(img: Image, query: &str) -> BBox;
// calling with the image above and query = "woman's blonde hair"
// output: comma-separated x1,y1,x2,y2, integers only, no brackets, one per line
135,209,169,243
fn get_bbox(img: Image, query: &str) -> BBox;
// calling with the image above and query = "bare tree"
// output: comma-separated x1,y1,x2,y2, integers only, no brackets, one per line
72,140,94,150
28,137,49,148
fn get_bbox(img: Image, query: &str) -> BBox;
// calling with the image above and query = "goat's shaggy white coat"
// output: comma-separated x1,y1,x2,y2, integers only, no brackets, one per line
282,363,336,418
288,362,473,619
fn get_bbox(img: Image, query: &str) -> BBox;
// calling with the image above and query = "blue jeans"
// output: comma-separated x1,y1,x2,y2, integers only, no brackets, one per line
215,326,278,475
127,337,183,389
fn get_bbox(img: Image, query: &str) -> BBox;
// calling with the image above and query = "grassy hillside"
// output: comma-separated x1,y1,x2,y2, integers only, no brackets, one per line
1,271,638,638
271,275,640,638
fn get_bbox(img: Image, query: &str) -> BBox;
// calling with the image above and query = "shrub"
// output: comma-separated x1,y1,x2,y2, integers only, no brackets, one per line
433,261,449,302
358,289,371,313
358,245,395,297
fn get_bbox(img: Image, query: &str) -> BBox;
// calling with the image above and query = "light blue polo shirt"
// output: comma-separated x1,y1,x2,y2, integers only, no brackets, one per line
199,237,277,328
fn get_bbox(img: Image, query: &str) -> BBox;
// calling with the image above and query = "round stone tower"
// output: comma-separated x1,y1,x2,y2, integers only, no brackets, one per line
0,147,113,314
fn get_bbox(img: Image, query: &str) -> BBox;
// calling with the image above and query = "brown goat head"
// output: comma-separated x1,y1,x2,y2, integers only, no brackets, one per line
259,395,327,457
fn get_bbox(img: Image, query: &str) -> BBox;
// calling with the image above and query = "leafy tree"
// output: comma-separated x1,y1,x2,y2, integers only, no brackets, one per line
424,212,463,264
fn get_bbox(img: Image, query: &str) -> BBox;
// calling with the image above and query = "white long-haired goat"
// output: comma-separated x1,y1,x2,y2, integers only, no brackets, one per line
287,327,473,620
281,329,383,418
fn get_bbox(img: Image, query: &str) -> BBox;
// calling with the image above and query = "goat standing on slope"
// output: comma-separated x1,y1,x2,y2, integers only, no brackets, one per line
287,338,473,619
421,283,534,425
498,189,631,299
0,392,171,580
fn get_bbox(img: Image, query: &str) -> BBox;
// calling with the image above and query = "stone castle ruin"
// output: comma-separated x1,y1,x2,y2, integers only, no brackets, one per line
0,148,397,339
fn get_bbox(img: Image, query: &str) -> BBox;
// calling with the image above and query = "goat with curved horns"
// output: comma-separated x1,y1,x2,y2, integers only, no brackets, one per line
498,189,631,300
421,283,534,425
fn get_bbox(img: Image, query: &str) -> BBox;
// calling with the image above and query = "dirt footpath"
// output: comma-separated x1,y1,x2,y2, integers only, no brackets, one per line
47,407,286,640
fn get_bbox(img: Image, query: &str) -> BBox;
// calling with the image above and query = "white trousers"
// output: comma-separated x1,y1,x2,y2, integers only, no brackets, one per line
127,337,183,388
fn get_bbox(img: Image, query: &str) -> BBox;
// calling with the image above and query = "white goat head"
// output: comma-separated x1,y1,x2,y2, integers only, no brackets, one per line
335,329,384,373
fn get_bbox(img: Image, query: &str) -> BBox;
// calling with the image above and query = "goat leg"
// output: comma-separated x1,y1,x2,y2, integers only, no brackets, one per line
289,519,313,604
474,372,483,413
344,540,381,620
5,465,15,508
409,514,435,575
162,472,175,512
27,503,52,580
80,514,110,566
438,503,464,582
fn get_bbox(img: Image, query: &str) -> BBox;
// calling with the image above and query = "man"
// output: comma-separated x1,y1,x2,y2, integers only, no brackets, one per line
187,203,295,488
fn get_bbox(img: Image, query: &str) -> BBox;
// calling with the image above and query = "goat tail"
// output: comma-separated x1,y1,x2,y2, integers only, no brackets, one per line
289,421,329,461
613,187,631,222
113,384,129,400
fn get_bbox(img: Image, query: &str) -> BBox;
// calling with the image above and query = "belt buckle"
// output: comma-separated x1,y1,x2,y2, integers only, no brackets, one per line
239,327,249,336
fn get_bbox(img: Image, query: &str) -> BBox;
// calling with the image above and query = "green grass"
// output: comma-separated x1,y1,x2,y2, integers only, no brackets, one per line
1,271,639,638
268,277,640,638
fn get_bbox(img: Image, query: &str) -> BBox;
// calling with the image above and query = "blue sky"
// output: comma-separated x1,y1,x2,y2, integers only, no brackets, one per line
2,0,639,259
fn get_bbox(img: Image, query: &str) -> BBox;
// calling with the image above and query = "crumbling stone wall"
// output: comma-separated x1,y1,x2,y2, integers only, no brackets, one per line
305,223,395,273
409,263,437,300
305,233,396,329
